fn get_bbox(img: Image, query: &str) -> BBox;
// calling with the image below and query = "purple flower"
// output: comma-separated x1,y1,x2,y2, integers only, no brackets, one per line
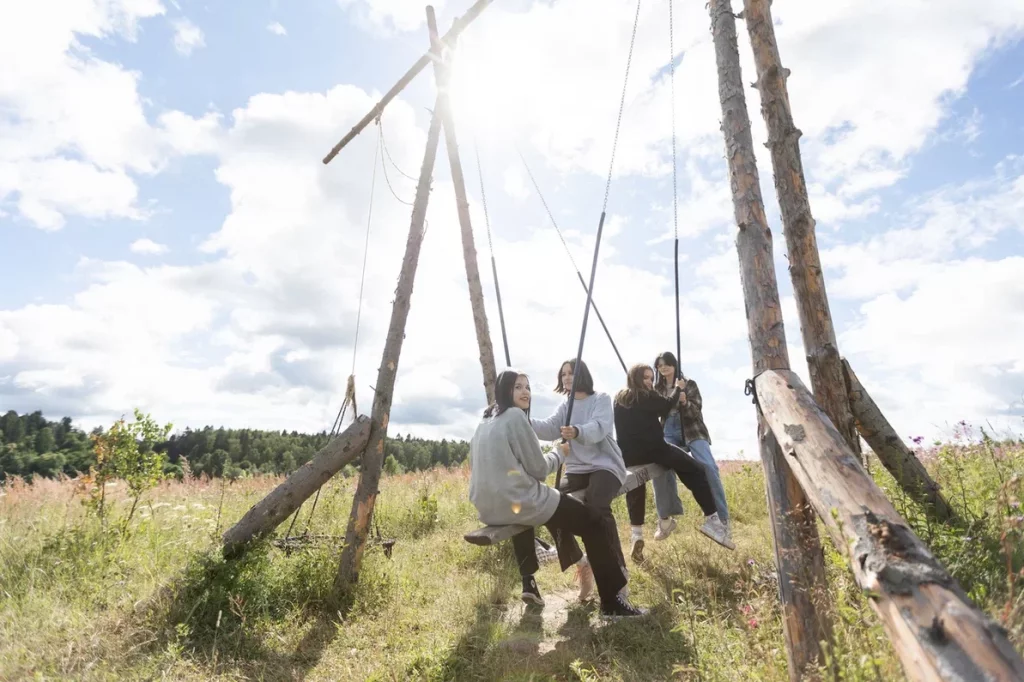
747,559,756,566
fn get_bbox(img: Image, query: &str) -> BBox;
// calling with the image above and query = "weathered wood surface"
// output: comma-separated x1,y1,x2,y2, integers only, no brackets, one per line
842,359,957,524
756,369,1024,682
334,96,444,593
321,0,495,165
709,1,832,677
463,463,667,546
742,0,861,463
222,416,371,558
429,6,498,405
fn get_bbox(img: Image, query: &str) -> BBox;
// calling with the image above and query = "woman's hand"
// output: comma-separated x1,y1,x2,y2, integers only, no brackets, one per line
560,425,579,440
678,391,687,405
675,378,686,390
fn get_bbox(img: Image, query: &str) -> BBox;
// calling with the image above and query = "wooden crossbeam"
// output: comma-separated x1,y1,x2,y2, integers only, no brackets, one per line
463,462,667,546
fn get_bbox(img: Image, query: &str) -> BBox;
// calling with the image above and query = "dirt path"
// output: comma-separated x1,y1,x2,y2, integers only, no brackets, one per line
494,589,598,656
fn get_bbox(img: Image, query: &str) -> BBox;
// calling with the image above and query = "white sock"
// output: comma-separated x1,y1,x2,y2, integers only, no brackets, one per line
631,525,643,539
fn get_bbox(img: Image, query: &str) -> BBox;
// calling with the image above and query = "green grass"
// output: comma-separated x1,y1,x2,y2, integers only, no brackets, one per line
1,434,1021,681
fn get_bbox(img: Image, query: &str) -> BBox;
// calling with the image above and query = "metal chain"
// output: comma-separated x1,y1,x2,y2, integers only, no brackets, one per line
516,146,583,273
670,0,678,242
600,0,643,214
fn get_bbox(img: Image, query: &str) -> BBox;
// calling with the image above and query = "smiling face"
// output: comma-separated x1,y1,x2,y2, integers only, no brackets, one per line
513,375,531,411
559,363,573,392
655,359,674,380
642,368,655,390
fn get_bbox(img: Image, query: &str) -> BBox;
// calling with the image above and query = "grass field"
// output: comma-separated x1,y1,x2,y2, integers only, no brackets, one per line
1,432,1021,681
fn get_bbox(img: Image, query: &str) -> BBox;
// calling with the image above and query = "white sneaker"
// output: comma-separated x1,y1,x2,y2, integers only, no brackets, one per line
575,559,595,601
700,512,736,550
654,517,677,541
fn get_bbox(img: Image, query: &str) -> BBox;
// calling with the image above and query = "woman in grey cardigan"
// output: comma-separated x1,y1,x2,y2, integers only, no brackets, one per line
469,369,645,618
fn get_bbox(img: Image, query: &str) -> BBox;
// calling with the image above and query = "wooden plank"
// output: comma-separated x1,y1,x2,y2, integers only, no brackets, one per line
842,358,957,524
707,0,833,676
756,369,1024,682
221,415,371,558
463,463,667,546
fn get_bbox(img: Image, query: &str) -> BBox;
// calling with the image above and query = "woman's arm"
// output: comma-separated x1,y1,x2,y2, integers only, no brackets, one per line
530,401,566,441
679,380,703,418
510,410,562,480
572,393,614,444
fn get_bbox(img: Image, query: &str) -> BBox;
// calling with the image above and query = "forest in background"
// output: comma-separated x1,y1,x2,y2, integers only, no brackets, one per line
0,409,468,482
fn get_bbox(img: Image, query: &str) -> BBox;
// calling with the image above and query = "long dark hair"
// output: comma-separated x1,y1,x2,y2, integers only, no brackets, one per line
484,369,530,419
554,358,595,396
614,363,655,408
654,351,682,395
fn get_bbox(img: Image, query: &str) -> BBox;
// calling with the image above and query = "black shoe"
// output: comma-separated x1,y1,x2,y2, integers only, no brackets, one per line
601,593,648,619
521,576,544,607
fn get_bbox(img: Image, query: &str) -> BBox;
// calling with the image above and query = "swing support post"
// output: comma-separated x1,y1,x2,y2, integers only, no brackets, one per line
708,1,833,678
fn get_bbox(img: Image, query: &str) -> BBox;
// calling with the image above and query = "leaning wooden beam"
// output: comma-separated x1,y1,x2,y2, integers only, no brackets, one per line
322,0,496,165
221,415,371,558
463,462,668,546
334,98,445,593
741,0,861,461
428,6,498,405
756,369,1024,682
841,359,957,524
708,1,833,677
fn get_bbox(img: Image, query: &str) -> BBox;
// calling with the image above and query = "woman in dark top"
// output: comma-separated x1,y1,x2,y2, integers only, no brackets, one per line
613,363,734,553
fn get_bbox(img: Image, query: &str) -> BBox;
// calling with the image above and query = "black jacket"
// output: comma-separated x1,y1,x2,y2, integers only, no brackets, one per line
613,386,681,458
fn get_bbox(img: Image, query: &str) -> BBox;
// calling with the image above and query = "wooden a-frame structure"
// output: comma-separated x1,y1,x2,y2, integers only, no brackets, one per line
219,2,1024,681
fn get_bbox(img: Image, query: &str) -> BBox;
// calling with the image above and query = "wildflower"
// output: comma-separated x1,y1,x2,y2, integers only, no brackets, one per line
747,559,755,566
741,604,753,615
911,436,924,446
747,618,759,628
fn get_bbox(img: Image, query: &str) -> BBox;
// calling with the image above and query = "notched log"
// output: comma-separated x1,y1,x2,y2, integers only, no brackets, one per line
784,423,806,442
852,510,951,596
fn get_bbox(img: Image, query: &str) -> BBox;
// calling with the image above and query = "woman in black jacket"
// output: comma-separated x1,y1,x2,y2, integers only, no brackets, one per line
614,363,734,554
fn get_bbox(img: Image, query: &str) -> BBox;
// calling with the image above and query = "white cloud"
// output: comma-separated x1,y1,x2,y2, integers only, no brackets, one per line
171,17,204,56
130,238,168,255
267,22,287,36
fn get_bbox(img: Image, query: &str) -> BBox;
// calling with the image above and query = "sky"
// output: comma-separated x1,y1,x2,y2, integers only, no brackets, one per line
1,0,1023,461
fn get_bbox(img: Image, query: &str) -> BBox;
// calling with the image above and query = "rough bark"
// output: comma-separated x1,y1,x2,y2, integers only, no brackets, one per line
842,359,957,524
742,0,861,462
221,416,371,558
756,369,1024,682
709,2,833,677
334,99,444,593
428,7,497,405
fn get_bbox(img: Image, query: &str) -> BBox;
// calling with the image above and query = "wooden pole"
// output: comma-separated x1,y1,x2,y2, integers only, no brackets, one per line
221,416,371,557
756,369,1024,682
322,0,496,165
334,98,444,593
842,359,957,524
741,0,862,463
427,6,498,405
708,1,833,678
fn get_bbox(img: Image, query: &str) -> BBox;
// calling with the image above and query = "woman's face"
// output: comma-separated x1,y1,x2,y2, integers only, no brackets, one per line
642,368,655,390
560,363,574,392
513,375,531,410
656,359,674,379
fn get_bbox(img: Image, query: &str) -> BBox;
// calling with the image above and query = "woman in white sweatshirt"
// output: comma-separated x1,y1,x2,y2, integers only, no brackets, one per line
469,369,645,618
530,358,628,597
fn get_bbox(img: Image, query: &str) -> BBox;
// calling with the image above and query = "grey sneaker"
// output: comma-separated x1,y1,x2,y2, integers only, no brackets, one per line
700,512,736,550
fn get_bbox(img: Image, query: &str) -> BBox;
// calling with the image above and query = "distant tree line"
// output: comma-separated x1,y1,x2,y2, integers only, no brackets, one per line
0,410,469,482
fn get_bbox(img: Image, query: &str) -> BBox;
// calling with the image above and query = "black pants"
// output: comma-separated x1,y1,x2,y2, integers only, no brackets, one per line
624,441,717,525
510,494,627,605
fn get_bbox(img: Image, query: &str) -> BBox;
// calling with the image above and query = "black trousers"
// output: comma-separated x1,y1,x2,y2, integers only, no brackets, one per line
513,470,626,576
510,493,627,605
624,441,717,525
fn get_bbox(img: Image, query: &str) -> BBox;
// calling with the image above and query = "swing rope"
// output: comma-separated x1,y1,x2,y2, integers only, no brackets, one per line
284,119,381,543
516,146,627,375
475,141,512,367
669,0,682,369
559,0,643,486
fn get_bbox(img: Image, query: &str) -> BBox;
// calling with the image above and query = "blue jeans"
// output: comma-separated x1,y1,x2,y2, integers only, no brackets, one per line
651,414,730,523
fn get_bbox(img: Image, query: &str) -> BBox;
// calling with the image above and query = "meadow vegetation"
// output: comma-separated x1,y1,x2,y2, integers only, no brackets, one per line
0,418,1021,681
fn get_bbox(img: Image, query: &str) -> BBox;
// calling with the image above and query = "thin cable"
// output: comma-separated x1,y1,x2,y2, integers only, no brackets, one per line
378,131,414,206
670,0,681,367
600,0,643,213
352,126,381,376
379,118,417,181
475,141,512,367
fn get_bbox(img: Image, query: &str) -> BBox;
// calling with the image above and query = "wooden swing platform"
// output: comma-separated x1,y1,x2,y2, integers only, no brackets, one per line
463,462,667,546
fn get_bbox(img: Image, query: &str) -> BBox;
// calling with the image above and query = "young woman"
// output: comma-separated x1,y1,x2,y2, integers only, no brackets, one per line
468,369,645,617
614,363,734,555
531,359,628,599
642,352,730,546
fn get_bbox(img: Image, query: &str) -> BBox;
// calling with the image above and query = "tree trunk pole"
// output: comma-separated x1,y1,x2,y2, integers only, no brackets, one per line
333,99,444,594
708,1,833,678
221,416,371,558
842,359,957,524
741,0,861,462
427,7,498,405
